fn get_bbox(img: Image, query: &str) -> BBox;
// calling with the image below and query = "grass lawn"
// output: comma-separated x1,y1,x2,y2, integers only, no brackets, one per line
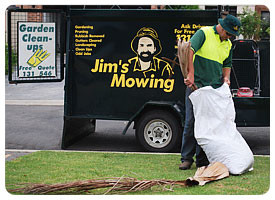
5,151,270,195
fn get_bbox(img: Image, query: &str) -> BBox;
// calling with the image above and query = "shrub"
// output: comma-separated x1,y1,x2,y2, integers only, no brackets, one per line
5,43,17,75
239,7,270,40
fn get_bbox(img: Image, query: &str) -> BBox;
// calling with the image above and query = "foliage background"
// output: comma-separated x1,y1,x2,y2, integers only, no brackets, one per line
238,7,269,40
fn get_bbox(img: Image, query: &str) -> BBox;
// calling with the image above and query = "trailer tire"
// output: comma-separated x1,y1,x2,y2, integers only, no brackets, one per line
135,110,181,152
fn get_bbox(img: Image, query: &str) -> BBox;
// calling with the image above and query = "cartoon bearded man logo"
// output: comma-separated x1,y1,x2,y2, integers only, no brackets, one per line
128,27,174,78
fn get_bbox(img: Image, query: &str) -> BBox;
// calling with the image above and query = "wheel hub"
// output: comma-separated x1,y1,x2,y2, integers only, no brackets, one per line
144,119,172,148
153,127,164,138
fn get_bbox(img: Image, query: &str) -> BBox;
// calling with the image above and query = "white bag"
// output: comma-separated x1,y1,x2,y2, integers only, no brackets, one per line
189,83,254,175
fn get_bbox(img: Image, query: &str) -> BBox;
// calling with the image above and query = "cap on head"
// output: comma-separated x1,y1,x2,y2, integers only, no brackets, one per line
218,14,242,36
131,27,162,55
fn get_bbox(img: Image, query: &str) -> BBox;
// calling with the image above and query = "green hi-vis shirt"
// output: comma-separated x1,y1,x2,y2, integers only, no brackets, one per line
190,25,233,89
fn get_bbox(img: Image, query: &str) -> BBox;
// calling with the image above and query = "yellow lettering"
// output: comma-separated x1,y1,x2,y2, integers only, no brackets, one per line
193,24,205,29
135,77,149,87
91,59,99,72
184,29,195,34
154,78,164,88
121,63,129,73
149,74,155,88
164,79,174,92
110,74,125,87
104,63,118,73
99,59,104,72
174,29,182,34
126,78,135,88
181,24,190,29
110,74,174,92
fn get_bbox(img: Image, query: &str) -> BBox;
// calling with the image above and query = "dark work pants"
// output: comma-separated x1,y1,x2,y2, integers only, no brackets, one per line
180,87,209,166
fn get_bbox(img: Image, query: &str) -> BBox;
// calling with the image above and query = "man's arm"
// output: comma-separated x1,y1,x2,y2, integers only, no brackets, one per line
184,29,205,88
184,49,195,88
223,67,231,86
223,48,233,86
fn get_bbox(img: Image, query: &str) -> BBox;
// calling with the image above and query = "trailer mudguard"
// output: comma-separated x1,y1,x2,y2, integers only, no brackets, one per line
122,101,185,135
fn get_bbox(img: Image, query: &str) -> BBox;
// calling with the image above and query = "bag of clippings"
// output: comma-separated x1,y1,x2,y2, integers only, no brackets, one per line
189,83,254,175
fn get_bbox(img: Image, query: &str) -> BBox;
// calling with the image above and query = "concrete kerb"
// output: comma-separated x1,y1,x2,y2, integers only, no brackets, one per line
5,149,181,156
5,100,64,106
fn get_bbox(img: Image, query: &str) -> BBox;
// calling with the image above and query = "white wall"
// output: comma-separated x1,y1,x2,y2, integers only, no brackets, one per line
237,5,255,14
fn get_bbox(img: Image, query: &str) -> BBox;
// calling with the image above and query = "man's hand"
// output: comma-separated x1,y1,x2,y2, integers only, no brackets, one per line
184,73,194,88
224,76,231,86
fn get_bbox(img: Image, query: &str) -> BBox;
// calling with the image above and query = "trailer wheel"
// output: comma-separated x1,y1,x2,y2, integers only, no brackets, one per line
136,110,181,152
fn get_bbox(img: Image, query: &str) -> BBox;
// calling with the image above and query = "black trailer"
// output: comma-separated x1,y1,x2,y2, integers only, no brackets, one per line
7,8,270,152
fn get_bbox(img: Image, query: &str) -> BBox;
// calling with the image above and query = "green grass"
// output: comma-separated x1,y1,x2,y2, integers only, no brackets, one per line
5,151,270,195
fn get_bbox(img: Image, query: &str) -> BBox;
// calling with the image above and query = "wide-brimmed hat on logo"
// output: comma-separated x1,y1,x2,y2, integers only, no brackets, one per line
131,27,162,56
218,14,242,36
